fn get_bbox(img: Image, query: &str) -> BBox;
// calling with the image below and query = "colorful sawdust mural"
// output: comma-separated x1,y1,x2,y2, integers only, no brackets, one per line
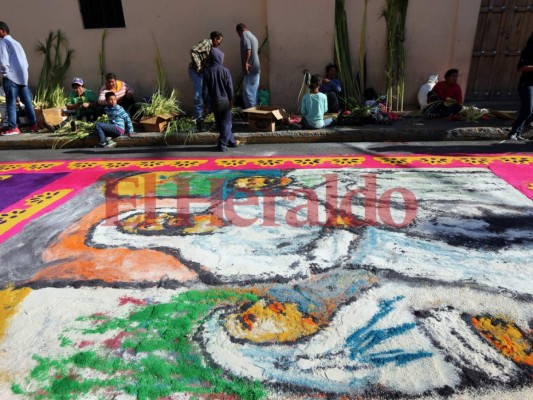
0,155,532,399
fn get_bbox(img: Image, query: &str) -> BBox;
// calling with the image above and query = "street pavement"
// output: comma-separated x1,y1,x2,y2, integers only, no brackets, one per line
0,143,532,399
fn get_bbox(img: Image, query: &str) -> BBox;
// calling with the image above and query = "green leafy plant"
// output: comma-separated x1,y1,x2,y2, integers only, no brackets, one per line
340,96,372,125
204,107,243,124
34,85,66,109
154,36,167,95
51,114,108,149
461,105,489,121
134,90,182,119
334,0,363,105
99,30,107,86
358,0,368,100
231,106,244,119
382,0,409,112
165,116,196,144
34,30,74,108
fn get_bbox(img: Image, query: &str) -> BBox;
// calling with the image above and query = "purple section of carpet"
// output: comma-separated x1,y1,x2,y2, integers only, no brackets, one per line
0,173,68,211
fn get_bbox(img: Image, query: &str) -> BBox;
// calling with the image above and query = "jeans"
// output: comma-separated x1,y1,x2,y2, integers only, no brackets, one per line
242,72,260,109
2,77,37,128
510,84,533,136
425,100,462,118
325,91,340,113
212,97,236,149
302,117,333,129
188,68,204,119
95,122,123,145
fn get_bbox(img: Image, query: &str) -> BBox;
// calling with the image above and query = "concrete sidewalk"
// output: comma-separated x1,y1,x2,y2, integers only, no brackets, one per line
0,115,526,150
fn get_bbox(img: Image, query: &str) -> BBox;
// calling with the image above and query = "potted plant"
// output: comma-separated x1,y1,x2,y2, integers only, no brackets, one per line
134,89,182,132
134,38,183,132
33,30,74,129
33,85,68,129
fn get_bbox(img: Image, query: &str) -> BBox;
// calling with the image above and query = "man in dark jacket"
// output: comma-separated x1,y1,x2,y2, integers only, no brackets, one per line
507,32,533,141
202,48,238,152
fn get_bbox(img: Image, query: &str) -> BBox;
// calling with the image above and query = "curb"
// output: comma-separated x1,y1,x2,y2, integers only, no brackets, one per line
0,124,514,150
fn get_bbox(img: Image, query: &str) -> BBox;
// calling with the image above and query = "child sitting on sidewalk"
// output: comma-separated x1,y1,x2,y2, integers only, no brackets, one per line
95,91,134,148
300,74,334,129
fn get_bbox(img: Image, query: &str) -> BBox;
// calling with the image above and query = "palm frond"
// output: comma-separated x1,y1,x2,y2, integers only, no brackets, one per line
34,30,74,108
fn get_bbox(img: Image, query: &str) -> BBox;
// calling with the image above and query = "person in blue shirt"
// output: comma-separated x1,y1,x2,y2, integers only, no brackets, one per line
95,91,134,148
319,63,342,113
301,74,334,129
0,21,38,136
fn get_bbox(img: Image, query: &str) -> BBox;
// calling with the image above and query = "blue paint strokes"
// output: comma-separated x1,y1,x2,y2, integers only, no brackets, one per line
366,351,433,367
268,270,374,314
345,296,432,367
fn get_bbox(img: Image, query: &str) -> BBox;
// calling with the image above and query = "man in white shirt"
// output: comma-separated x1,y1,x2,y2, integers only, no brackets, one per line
0,21,38,136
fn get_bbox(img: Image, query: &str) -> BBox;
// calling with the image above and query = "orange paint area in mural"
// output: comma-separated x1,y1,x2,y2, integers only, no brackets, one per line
472,316,533,368
224,299,319,343
28,202,197,285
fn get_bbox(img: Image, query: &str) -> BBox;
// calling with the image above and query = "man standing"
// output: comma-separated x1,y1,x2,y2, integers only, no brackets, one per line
507,33,533,141
0,21,38,136
202,48,238,152
189,31,223,131
236,23,260,109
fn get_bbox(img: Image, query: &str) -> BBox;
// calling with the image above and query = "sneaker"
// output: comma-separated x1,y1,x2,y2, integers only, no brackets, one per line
105,137,114,144
0,127,21,136
217,145,228,152
105,140,117,148
509,134,526,141
228,140,241,148
30,124,39,133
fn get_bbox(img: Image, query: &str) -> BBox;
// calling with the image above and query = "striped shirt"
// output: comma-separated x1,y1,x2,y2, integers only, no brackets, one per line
104,104,134,134
189,39,212,72
98,80,134,104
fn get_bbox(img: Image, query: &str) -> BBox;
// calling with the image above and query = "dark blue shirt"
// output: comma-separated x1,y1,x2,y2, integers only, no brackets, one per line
202,48,233,103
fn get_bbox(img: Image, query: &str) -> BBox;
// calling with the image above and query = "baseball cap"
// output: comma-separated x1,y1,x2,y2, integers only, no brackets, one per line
71,77,84,86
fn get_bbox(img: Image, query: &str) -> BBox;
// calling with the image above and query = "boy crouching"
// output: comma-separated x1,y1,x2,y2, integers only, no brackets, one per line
95,91,134,148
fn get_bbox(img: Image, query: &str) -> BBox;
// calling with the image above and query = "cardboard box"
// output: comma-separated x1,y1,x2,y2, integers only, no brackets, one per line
243,106,288,132
35,107,67,129
139,114,175,132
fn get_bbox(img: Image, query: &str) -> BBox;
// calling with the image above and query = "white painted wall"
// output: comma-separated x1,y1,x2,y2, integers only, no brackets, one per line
2,0,481,112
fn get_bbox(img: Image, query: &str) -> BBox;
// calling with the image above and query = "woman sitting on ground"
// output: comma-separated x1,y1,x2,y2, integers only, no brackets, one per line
319,63,342,113
301,74,334,129
425,68,463,118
